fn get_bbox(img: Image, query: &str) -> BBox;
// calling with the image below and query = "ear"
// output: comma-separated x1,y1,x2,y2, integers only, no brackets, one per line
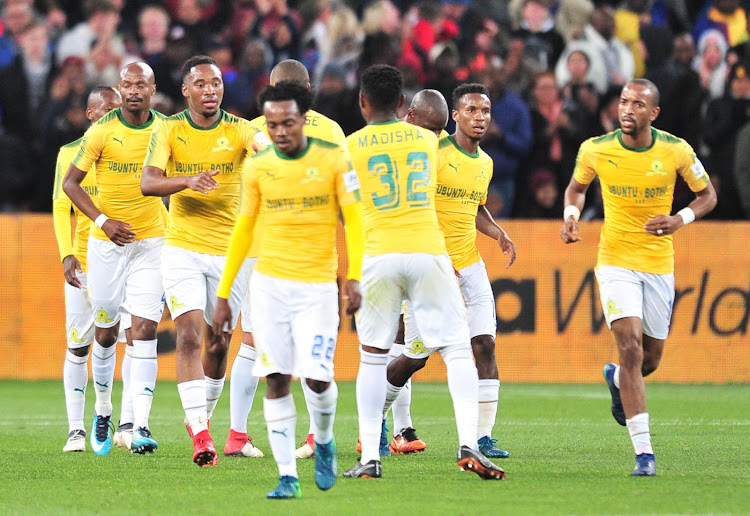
181,83,188,98
359,92,366,109
452,109,459,123
398,94,406,110
650,105,660,123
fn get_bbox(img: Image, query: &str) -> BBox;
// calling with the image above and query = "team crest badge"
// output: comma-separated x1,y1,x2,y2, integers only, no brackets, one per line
645,160,666,176
301,167,325,184
212,136,235,152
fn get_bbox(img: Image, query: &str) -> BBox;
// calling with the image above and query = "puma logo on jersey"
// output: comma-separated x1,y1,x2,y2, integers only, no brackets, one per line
608,159,618,168
177,137,188,146
448,163,459,173
113,137,124,146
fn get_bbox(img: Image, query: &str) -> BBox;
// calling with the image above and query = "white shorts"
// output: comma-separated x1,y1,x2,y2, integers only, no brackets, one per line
87,236,165,327
404,259,496,358
161,245,247,329
240,257,258,333
65,271,94,349
356,253,470,352
595,265,675,340
118,312,130,342
250,271,339,381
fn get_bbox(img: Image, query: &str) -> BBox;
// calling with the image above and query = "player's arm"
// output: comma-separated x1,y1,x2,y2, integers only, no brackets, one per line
560,177,589,244
476,205,517,268
644,182,717,236
341,202,364,315
52,151,82,288
141,165,220,196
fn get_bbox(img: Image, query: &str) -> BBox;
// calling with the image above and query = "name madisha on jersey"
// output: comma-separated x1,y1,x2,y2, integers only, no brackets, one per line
174,161,235,174
265,194,331,210
608,185,669,198
356,127,426,148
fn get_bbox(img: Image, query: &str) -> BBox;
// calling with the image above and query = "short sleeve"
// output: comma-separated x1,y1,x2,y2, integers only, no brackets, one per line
71,124,105,172
335,146,361,207
676,140,711,192
142,118,171,171
572,139,598,185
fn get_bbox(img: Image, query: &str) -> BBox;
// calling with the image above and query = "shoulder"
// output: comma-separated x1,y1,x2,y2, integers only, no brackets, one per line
587,130,620,148
61,136,84,151
652,127,685,146
152,110,169,121
93,109,119,128
309,136,341,150
477,146,493,163
438,135,453,149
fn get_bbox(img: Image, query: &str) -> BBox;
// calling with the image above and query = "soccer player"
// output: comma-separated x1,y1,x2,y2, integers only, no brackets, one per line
225,58,348,461
560,79,717,476
213,81,364,498
384,84,517,459
342,65,506,480
62,62,167,456
141,55,265,467
53,86,122,452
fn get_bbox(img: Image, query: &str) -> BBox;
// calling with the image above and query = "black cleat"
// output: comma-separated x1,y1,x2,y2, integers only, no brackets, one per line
457,445,507,480
342,460,382,478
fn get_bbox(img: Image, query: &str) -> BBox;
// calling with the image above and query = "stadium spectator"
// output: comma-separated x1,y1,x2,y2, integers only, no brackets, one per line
167,0,213,55
313,63,363,135
694,29,730,100
732,121,750,218
692,0,749,49
0,0,37,67
511,0,565,72
579,6,634,90
222,38,272,119
250,0,301,66
518,168,561,218
555,48,606,95
553,0,593,43
135,5,183,104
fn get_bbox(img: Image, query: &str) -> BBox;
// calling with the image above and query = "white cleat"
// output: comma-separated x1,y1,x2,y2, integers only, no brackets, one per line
113,422,133,450
63,429,86,452
237,440,264,458
295,441,315,460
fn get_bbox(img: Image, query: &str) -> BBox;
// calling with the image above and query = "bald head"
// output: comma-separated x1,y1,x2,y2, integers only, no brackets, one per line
120,61,155,84
87,86,122,122
406,89,449,135
270,59,310,87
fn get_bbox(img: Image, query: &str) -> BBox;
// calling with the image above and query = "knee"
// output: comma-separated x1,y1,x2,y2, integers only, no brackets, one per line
131,318,158,340
68,345,90,357
471,335,496,360
615,335,643,367
95,328,117,347
305,378,330,394
642,351,662,377
177,327,202,354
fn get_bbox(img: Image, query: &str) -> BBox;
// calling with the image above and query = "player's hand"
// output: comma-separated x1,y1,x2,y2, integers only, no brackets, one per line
453,267,462,278
186,170,220,194
102,219,136,246
644,214,681,236
213,297,233,339
498,230,517,268
343,279,361,315
560,216,581,244
62,255,83,288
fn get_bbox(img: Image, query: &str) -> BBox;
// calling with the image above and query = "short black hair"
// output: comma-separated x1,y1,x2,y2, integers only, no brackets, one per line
181,55,219,82
258,80,313,114
360,64,403,113
452,83,489,108
88,85,118,104
627,78,660,107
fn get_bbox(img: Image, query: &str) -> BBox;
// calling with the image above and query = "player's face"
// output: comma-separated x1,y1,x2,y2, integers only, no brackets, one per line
87,91,123,122
119,66,156,115
453,93,491,141
183,63,224,119
409,109,446,136
618,84,659,137
264,100,306,156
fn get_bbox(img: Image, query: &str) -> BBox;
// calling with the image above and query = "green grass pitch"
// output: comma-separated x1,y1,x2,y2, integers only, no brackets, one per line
1,380,749,515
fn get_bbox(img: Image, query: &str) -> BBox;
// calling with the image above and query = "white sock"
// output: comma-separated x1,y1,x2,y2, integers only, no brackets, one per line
131,339,158,429
64,350,88,432
443,345,479,450
626,412,653,455
92,341,116,417
301,378,318,439
302,381,338,445
264,395,298,479
178,379,208,435
229,344,259,434
613,365,621,389
205,376,225,420
356,348,388,463
478,379,500,439
382,381,404,420
392,379,413,435
119,346,134,426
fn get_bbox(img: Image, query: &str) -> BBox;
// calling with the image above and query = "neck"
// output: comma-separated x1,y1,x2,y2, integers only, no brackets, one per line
189,108,220,128
367,110,399,124
121,107,151,126
621,126,653,149
281,135,309,158
453,130,479,154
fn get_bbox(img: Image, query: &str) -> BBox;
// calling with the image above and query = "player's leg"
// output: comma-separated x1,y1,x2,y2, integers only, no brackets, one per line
114,315,133,449
62,271,94,452
343,255,401,479
87,237,127,456
251,271,300,499
227,258,263,458
127,237,164,454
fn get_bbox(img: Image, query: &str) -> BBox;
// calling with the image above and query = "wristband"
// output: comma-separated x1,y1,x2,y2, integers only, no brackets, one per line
563,205,581,222
94,214,109,229
677,207,695,226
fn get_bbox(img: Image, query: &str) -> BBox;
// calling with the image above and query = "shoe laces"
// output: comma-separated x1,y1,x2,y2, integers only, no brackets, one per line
402,427,419,442
136,426,152,439
95,415,112,441
70,429,86,439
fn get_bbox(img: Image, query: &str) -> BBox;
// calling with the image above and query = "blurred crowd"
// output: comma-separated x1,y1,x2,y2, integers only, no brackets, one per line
1,0,750,219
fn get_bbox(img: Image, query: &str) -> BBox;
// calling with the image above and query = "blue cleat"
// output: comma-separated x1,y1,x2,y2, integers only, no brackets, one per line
131,426,158,454
267,476,302,499
90,413,112,456
631,453,656,476
379,419,391,457
603,363,626,426
478,436,510,458
314,439,338,491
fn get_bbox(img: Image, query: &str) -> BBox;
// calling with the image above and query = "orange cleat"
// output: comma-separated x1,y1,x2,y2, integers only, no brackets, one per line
224,429,264,458
390,427,427,454
192,429,217,467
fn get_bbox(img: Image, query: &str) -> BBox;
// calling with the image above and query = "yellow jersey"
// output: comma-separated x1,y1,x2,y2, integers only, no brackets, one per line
72,108,166,241
435,135,493,270
574,128,711,274
52,137,97,272
143,110,260,255
240,137,361,283
346,120,445,256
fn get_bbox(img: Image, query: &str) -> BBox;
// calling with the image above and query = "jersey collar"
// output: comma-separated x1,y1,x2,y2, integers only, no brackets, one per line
617,127,657,152
185,109,224,131
115,108,157,130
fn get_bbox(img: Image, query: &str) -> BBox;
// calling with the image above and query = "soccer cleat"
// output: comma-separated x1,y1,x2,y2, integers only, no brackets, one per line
192,429,217,467
131,426,158,454
90,413,113,456
224,429,264,458
184,418,211,439
314,439,337,490
478,436,510,458
631,453,656,477
267,476,302,499
342,460,382,479
113,422,133,450
603,363,626,426
390,427,427,454
63,429,86,452
295,433,315,459
457,445,507,480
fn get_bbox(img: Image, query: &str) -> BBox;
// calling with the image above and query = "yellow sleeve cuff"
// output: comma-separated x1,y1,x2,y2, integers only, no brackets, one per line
341,202,364,281
217,215,257,298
